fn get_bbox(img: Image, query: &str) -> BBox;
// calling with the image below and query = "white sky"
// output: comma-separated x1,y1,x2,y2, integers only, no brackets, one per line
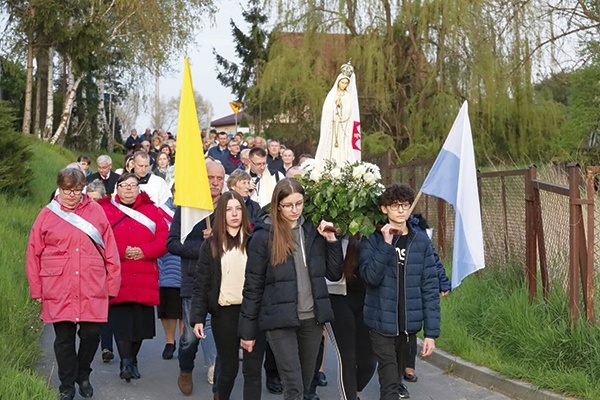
136,0,244,132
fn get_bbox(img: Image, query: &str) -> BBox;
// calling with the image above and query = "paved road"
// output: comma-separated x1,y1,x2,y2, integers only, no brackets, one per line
38,319,511,400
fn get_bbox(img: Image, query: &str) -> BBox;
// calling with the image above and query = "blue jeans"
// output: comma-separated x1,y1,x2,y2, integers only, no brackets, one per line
179,297,217,372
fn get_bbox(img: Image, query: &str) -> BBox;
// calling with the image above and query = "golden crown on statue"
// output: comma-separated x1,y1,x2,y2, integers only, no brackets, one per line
340,60,354,77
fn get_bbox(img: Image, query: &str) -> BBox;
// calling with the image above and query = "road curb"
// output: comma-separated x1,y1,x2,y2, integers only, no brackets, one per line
418,340,574,400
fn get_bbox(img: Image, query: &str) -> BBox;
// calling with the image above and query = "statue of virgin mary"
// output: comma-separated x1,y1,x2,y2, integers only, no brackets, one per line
315,61,361,165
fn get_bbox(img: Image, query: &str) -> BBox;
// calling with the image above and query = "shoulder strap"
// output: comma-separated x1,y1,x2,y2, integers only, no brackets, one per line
46,200,105,248
110,197,156,234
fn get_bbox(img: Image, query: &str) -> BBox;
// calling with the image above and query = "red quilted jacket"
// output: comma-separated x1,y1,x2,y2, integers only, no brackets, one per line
100,192,168,306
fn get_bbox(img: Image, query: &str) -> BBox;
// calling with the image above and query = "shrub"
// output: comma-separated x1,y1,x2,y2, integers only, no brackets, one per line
0,101,32,197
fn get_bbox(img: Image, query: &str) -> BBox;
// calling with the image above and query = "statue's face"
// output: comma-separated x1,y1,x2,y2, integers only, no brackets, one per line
338,78,350,91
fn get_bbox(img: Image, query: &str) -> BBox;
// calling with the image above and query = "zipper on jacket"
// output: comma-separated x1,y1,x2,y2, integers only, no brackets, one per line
394,232,414,337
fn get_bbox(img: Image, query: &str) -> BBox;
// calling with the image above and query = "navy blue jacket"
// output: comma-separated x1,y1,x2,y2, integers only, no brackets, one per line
407,215,451,292
238,217,344,340
359,228,440,338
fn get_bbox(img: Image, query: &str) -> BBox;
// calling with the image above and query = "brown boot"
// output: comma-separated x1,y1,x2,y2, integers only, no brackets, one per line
178,370,193,395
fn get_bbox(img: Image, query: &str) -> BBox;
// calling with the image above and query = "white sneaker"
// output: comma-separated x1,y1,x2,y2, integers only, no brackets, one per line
207,364,215,385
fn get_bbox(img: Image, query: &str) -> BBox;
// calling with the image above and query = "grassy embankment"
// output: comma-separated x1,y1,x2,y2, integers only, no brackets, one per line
439,262,600,399
0,140,121,399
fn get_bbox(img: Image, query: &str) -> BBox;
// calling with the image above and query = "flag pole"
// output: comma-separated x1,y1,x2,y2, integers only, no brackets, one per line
408,191,423,215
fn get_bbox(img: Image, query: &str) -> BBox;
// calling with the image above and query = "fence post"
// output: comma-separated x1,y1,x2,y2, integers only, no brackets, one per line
525,165,537,302
385,150,392,186
567,162,581,324
409,160,416,189
585,167,595,324
437,198,446,259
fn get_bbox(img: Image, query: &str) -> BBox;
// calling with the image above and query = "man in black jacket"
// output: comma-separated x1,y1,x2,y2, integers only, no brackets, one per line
168,161,224,396
86,155,120,196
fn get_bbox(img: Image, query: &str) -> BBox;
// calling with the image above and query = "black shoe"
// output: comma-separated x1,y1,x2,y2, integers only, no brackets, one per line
119,358,133,382
77,380,93,398
403,371,418,382
266,377,283,394
399,383,410,399
304,392,320,400
101,349,114,363
131,358,141,379
59,393,74,400
315,371,327,387
162,342,176,359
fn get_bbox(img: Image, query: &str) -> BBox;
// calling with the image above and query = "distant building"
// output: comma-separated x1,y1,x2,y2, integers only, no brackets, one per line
210,110,253,134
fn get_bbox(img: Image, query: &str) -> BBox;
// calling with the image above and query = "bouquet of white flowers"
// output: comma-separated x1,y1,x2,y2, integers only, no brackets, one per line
297,159,386,236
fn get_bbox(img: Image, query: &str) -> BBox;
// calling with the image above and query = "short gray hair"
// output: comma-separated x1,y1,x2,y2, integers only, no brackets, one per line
86,179,107,197
96,155,112,165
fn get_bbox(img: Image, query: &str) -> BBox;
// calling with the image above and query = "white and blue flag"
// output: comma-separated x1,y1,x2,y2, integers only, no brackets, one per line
421,101,485,289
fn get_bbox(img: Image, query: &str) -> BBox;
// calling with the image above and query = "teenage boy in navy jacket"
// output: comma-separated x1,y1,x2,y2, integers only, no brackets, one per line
359,184,440,399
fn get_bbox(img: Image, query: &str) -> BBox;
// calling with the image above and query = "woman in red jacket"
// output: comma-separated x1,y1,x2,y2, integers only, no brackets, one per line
99,173,168,382
26,168,121,400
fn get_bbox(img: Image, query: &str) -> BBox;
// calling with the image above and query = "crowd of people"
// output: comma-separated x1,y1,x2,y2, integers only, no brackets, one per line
26,127,450,400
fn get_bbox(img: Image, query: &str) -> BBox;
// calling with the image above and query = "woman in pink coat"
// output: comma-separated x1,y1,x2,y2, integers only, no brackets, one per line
26,167,121,400
99,173,168,382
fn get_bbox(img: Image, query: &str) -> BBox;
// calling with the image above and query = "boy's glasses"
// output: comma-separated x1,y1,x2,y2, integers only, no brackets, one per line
387,202,411,211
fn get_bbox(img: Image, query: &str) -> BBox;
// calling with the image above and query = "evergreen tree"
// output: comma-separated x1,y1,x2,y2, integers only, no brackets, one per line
0,101,32,197
213,0,269,103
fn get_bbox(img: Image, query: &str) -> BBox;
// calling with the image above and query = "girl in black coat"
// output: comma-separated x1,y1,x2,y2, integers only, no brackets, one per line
239,178,343,400
190,191,263,400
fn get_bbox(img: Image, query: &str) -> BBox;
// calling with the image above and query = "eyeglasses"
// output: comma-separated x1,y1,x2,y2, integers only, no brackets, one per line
117,182,139,189
60,187,83,196
280,200,304,211
250,159,267,168
387,202,411,211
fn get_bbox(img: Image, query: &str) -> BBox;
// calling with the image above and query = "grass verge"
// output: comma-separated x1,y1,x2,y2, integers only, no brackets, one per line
438,263,600,399
0,139,75,398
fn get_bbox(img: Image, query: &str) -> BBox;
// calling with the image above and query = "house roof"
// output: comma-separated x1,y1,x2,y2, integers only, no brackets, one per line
211,111,250,127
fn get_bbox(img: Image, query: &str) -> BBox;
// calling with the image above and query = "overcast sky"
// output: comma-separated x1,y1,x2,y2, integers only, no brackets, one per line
136,0,245,132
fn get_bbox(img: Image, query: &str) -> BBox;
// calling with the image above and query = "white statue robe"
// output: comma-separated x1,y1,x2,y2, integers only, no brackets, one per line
316,73,361,165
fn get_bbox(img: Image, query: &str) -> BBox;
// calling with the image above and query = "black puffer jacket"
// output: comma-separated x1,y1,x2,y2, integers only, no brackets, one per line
167,207,213,298
238,216,343,340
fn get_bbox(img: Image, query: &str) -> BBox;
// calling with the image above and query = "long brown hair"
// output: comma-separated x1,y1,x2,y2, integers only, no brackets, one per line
210,191,250,259
343,234,361,282
270,178,305,266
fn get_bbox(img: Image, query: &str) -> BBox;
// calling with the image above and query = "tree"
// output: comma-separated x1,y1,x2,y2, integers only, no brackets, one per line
247,0,579,162
213,0,269,103
0,101,32,197
1,0,217,148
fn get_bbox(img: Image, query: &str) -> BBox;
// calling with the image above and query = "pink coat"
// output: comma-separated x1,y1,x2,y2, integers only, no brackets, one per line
99,192,168,307
26,195,121,324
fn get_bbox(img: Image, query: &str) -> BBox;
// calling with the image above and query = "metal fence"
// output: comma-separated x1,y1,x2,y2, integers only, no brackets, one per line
370,151,595,324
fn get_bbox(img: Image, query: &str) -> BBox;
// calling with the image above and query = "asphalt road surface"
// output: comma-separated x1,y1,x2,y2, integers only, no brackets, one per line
38,318,511,400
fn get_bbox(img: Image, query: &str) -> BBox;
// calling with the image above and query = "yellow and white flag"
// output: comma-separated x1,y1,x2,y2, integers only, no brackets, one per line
174,58,213,242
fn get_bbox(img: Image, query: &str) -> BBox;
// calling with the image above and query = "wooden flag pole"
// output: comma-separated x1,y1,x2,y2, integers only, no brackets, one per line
408,191,423,215
205,216,211,230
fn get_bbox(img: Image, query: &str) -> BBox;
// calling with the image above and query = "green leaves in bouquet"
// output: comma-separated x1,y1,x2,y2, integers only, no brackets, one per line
298,160,385,237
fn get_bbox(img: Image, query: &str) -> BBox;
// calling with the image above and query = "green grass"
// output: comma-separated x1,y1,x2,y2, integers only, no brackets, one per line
0,139,74,398
438,263,600,399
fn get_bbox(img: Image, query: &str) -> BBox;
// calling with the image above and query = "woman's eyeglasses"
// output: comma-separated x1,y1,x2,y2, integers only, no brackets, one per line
280,200,304,211
117,182,139,189
60,187,83,196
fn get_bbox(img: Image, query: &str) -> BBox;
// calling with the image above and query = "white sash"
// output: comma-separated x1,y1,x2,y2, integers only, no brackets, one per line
46,200,105,248
111,197,156,234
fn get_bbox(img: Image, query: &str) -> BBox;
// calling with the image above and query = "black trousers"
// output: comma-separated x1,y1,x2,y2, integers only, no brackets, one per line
53,321,102,395
369,330,416,400
211,305,266,400
330,293,377,400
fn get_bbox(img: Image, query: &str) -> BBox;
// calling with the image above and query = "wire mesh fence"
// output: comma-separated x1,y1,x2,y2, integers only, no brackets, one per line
369,151,596,322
